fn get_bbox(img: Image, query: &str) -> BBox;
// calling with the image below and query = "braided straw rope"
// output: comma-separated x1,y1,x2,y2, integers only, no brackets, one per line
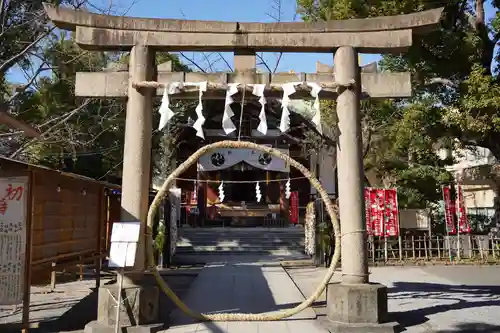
146,140,341,321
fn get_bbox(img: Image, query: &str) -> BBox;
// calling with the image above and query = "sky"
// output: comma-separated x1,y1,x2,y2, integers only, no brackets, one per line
6,0,498,83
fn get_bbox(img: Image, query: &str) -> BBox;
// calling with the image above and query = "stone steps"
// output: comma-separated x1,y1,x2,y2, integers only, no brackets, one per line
175,227,306,256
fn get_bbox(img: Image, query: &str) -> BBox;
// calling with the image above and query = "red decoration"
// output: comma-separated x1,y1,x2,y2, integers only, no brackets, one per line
364,188,373,235
365,188,384,236
442,185,456,234
456,185,471,233
0,183,25,215
365,188,400,237
289,191,299,224
384,188,400,237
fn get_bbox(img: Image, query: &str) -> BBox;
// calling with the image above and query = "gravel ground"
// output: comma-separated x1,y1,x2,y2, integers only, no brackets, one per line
285,265,500,333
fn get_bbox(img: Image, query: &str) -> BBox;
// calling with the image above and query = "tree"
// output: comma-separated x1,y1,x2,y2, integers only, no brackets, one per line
296,0,500,209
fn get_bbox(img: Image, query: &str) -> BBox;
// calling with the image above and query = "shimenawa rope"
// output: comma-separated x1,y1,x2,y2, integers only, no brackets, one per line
146,140,341,321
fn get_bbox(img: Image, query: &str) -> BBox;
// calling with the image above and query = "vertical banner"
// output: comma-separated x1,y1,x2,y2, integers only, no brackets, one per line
442,185,456,234
289,191,299,224
367,189,384,236
0,177,28,305
364,188,373,235
365,188,400,237
456,185,471,233
384,189,400,237
375,189,386,236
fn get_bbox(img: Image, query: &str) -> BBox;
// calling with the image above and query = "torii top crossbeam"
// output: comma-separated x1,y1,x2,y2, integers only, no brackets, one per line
43,4,443,53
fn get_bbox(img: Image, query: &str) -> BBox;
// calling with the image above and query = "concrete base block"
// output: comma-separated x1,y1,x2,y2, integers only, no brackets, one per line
326,282,389,324
84,321,165,333
97,283,160,327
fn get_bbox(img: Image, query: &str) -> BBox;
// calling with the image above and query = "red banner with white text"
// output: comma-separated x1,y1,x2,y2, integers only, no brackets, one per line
442,185,456,234
456,185,471,233
364,188,373,235
364,188,400,237
384,188,400,237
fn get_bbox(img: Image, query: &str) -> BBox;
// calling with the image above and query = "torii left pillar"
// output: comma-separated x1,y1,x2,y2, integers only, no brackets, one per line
86,45,163,333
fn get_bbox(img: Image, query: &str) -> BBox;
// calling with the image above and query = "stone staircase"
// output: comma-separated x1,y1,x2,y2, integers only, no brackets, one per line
175,226,306,257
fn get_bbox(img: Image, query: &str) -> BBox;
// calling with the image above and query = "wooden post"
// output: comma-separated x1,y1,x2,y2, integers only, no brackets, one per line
50,262,56,292
21,170,34,333
411,235,416,260
447,235,452,263
479,237,484,261
423,234,428,260
437,236,441,259
492,236,497,259
384,237,388,262
428,234,433,259
398,235,403,261
467,234,472,258
371,236,376,263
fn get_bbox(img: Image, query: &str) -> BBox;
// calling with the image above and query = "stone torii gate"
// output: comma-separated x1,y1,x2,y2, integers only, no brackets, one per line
44,4,443,332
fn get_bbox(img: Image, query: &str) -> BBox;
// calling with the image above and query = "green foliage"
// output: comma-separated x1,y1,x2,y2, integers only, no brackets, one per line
297,0,500,208
3,27,189,181
154,222,165,252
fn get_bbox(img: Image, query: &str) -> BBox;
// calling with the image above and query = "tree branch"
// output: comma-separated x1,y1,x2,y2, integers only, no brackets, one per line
9,100,91,158
0,27,54,74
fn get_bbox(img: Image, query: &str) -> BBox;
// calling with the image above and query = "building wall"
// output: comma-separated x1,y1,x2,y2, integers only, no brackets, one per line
440,146,497,218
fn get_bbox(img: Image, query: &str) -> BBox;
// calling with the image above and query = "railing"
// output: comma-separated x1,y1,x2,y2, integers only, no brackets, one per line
367,234,500,262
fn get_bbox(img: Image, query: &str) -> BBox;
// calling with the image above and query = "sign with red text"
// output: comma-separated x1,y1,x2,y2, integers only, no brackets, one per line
0,177,28,305
442,186,456,234
289,191,299,224
456,185,470,233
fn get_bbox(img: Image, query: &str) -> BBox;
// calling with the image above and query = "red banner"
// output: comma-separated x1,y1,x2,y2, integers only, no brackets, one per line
365,188,384,236
442,186,456,234
365,188,400,237
289,191,299,224
364,188,373,235
384,189,400,237
456,185,471,233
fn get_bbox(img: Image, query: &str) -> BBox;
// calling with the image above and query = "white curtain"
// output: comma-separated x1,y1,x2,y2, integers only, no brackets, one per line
197,148,289,172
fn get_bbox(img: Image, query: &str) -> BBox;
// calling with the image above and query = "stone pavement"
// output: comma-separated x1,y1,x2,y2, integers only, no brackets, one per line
0,278,104,328
163,257,327,333
286,265,500,333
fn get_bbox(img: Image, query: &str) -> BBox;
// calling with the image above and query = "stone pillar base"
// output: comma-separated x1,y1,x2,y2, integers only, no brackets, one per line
84,282,165,333
324,282,398,333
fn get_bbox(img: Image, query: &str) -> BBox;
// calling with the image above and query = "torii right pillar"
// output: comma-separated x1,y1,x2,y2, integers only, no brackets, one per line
326,46,393,332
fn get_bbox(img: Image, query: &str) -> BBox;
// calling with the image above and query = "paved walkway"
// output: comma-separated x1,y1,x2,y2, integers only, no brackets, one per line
163,258,327,333
286,265,500,333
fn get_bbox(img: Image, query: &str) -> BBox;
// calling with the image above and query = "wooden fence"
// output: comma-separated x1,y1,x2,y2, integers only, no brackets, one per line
0,157,119,332
367,234,500,262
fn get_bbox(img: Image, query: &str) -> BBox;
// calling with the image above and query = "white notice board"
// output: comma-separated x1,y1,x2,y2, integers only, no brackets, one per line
108,221,141,268
0,177,28,305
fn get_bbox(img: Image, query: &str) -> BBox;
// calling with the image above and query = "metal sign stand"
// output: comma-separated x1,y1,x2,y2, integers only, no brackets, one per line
108,221,141,333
